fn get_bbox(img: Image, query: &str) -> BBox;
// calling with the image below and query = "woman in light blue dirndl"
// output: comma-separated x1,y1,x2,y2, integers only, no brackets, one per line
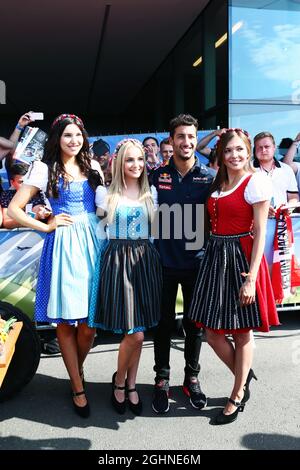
8,114,105,418
88,139,162,416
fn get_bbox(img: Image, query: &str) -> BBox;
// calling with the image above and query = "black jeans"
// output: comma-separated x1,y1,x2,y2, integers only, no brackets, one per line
153,267,202,382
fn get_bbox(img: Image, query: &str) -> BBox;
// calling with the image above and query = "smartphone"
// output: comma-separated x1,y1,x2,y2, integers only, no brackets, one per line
29,112,44,121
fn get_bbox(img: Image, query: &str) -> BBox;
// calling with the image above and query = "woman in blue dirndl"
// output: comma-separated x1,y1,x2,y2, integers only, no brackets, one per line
89,139,162,415
8,114,105,418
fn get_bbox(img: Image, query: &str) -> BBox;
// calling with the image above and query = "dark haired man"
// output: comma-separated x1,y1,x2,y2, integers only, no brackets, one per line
151,114,215,414
92,138,111,185
0,163,48,228
143,136,160,172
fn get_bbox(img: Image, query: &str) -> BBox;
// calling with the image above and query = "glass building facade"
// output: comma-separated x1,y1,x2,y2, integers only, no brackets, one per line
124,0,228,132
229,0,300,154
125,0,300,156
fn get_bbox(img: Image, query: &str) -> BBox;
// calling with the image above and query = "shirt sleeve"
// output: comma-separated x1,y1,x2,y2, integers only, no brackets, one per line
91,158,104,181
244,172,272,204
283,163,299,193
151,185,158,210
23,161,48,192
95,185,107,209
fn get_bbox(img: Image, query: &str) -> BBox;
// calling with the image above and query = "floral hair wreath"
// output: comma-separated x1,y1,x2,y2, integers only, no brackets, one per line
113,138,144,157
51,113,84,129
215,128,251,152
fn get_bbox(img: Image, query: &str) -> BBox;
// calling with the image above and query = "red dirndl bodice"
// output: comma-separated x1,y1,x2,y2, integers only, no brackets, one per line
204,175,279,333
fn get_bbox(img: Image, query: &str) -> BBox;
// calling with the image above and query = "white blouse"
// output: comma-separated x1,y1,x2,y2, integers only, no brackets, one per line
95,186,155,210
211,172,272,204
23,159,103,192
95,185,107,210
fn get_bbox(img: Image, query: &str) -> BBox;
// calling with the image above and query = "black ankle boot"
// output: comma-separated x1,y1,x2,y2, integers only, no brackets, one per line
242,368,257,403
111,372,126,414
214,398,245,425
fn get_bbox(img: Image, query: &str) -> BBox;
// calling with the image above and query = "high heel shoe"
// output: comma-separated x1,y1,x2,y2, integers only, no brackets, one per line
126,380,143,416
214,398,245,425
242,368,257,403
111,372,126,414
72,390,90,418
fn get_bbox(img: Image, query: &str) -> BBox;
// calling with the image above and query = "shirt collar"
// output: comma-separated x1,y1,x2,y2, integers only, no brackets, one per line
168,155,209,175
253,157,281,168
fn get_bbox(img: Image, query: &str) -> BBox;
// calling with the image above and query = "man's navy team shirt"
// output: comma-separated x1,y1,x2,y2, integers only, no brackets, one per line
151,157,215,271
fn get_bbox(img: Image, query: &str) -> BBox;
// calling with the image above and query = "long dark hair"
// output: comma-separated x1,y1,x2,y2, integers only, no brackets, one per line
42,115,102,198
209,129,253,196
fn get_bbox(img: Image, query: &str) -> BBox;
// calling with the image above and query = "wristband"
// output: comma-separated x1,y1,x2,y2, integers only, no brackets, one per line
15,123,24,131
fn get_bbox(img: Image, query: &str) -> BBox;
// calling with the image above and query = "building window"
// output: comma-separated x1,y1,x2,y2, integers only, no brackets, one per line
229,0,300,144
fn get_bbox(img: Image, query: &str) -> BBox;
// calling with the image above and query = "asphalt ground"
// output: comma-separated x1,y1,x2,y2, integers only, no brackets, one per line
0,311,299,452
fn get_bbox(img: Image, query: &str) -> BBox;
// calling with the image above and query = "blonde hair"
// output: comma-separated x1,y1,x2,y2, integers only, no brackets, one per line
106,140,154,223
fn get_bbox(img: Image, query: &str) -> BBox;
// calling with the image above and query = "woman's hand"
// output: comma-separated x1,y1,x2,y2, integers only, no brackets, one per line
46,213,73,232
239,278,256,306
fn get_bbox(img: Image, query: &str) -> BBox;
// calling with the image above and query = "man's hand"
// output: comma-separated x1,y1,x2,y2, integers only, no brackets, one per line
32,205,52,221
293,132,300,142
215,128,227,137
17,112,34,129
268,205,276,218
144,145,157,164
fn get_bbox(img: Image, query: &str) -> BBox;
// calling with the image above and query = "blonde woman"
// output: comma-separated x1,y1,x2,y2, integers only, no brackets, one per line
88,139,162,415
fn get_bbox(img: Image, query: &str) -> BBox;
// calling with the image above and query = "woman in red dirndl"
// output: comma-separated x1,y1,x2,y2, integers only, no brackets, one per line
188,129,280,424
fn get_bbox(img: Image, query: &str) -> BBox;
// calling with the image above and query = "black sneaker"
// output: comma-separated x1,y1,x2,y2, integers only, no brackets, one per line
183,376,207,409
152,379,170,414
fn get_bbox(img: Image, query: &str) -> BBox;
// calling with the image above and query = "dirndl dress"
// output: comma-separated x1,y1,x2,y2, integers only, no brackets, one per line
88,204,162,333
24,161,105,325
188,174,280,334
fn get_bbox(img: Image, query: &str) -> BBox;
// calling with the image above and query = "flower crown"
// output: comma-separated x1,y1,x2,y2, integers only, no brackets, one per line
113,138,143,156
51,113,84,129
215,128,251,151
